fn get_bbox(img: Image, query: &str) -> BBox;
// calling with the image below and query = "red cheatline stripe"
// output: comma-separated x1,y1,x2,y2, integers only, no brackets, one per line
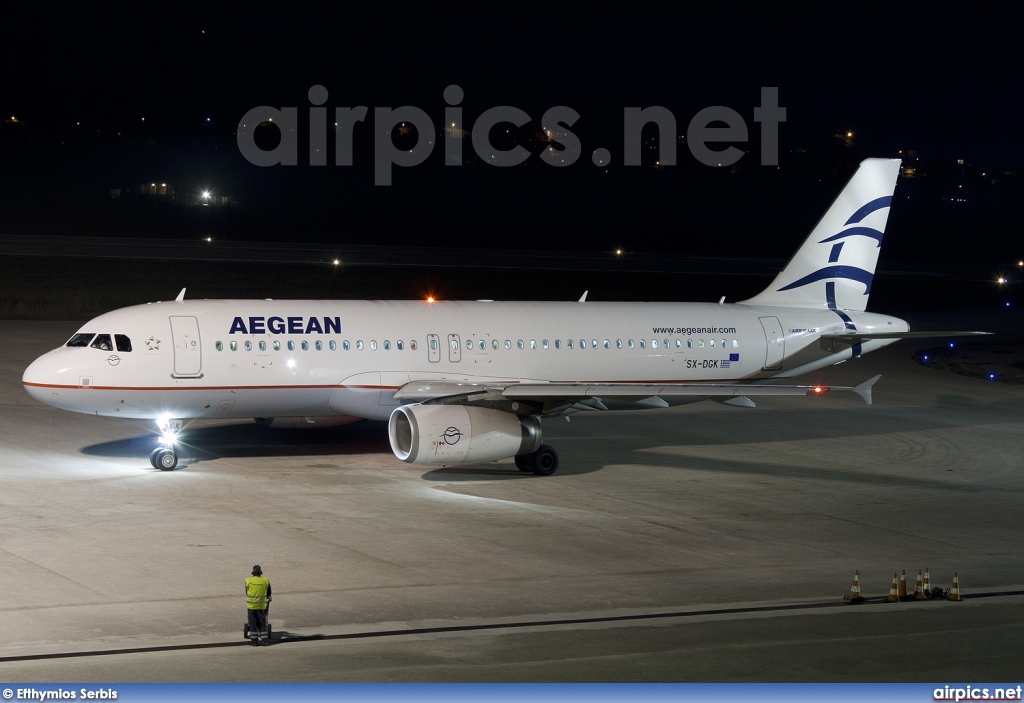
23,382,395,391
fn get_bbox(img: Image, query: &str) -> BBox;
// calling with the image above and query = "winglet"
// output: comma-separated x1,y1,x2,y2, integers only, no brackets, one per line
578,291,588,303
175,288,186,302
854,374,882,405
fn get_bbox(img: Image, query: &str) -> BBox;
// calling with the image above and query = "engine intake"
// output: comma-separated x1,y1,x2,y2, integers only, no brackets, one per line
389,404,542,467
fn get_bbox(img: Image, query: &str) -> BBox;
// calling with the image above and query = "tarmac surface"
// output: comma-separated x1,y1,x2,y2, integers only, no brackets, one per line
1,319,1023,682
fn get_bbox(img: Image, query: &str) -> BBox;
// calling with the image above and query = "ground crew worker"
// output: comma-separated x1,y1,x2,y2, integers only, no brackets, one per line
245,565,272,646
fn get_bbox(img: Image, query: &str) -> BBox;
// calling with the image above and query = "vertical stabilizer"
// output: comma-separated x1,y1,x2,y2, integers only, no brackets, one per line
741,158,901,311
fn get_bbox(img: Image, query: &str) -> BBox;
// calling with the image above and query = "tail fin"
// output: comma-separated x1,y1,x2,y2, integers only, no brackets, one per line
741,158,901,311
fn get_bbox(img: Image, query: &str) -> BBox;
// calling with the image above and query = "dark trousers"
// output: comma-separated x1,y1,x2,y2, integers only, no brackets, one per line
247,609,268,641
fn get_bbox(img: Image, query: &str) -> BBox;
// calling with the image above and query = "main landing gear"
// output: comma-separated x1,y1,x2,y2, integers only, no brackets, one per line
150,416,182,471
514,444,560,476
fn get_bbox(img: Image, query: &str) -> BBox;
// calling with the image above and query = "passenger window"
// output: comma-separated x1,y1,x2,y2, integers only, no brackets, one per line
579,339,585,349
288,341,295,351
301,341,309,351
479,340,486,350
530,340,536,350
710,339,715,347
115,334,132,352
722,339,727,348
466,339,473,350
542,339,549,350
430,339,437,351
517,340,524,350
699,339,705,348
675,339,681,349
664,339,669,349
688,339,693,349
259,341,267,351
244,341,252,351
329,340,336,350
410,340,418,350
567,339,574,349
555,339,561,349
397,340,404,350
273,341,281,351
384,340,391,350
652,339,658,349
216,341,223,351
66,333,94,347
504,340,511,350
450,339,458,351
230,341,238,351
357,340,364,350
628,339,634,349
640,340,646,349
370,340,377,351
491,339,498,350
315,340,322,351
591,339,597,349
733,339,738,348
91,334,113,351
603,339,610,349
616,339,622,349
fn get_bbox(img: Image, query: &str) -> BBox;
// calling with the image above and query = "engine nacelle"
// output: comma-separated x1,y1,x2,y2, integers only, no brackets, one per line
389,404,542,467
254,416,362,429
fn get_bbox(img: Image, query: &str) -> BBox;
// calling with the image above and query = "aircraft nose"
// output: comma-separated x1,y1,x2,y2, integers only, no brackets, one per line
22,350,73,406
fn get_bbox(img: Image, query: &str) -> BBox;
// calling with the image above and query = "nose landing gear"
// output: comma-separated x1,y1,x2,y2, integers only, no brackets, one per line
151,417,182,470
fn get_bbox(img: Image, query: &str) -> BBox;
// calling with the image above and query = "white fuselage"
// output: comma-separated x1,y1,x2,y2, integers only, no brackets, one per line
22,298,908,422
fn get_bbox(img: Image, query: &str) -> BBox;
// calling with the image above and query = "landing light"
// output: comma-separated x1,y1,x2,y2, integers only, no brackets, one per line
426,296,435,303
332,259,340,266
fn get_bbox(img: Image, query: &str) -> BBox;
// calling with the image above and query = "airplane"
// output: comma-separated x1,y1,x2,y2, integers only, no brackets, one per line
22,158,983,474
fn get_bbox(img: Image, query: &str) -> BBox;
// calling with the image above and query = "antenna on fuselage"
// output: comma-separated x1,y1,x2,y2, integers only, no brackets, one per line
175,288,186,302
578,291,588,302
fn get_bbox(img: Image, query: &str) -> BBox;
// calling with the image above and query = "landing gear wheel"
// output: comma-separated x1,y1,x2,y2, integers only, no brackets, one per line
514,454,532,472
150,447,178,471
529,445,559,476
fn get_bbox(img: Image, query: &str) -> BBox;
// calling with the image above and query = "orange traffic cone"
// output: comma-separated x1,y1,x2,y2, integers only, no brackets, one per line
887,572,900,602
898,570,908,599
947,571,962,601
923,567,931,597
845,569,863,602
913,570,925,599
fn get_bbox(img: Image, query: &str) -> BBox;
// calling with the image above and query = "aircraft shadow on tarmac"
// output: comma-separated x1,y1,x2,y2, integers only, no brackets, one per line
77,394,1023,488
80,420,392,466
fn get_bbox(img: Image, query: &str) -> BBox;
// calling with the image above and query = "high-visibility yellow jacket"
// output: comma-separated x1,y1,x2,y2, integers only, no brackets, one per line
245,575,271,610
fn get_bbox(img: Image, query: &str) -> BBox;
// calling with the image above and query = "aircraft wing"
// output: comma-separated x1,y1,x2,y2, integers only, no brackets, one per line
394,375,881,410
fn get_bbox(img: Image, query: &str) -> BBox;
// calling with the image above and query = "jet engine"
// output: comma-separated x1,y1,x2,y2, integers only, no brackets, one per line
388,404,542,467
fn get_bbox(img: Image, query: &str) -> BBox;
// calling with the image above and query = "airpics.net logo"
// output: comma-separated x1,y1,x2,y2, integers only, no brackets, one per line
237,85,786,186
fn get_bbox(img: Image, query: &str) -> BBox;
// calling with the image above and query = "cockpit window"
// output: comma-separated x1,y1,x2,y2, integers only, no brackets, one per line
115,334,132,352
90,334,113,351
66,333,94,347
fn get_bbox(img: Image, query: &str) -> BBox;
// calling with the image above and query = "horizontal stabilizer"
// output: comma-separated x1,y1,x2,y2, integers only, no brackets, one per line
822,330,991,344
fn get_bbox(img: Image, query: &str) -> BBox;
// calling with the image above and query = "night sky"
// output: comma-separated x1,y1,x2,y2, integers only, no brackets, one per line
3,9,1022,263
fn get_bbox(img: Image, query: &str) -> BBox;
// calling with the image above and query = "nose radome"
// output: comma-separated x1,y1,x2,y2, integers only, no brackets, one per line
22,349,74,405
